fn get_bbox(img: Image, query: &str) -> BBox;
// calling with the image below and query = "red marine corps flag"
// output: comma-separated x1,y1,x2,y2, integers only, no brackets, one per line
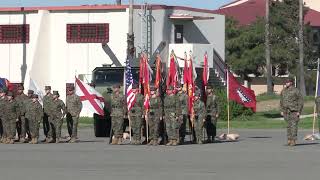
75,77,105,116
227,71,256,112
167,50,178,89
202,52,209,88
154,53,162,89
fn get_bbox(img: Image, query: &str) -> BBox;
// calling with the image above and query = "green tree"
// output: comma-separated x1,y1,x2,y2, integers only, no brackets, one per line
226,17,265,85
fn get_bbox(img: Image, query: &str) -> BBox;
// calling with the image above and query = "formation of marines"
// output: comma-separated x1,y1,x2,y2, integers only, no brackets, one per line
0,84,82,144
110,84,219,146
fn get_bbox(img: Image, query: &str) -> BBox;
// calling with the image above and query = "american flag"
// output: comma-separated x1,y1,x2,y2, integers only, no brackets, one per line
125,58,136,111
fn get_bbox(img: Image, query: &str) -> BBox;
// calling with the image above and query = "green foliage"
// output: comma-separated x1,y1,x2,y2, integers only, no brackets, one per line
226,17,265,80
215,89,254,121
225,0,318,82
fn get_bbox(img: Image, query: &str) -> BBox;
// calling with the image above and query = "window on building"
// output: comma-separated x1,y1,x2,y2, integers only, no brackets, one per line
0,24,29,44
66,23,109,43
174,25,184,44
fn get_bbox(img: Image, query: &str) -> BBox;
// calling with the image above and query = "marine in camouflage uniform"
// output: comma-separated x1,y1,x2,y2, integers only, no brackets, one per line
0,88,6,142
43,86,53,141
66,86,82,143
2,91,18,144
129,84,144,145
23,89,35,141
15,85,28,142
25,94,43,144
315,96,320,133
206,86,219,142
147,86,162,146
193,91,206,144
177,85,189,144
163,86,180,146
48,91,66,143
110,85,125,145
280,78,304,146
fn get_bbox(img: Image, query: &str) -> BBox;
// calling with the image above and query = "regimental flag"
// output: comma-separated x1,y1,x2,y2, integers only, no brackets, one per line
0,77,13,91
126,58,136,111
187,52,196,115
167,51,178,89
75,77,104,116
202,52,209,87
155,53,162,89
227,70,256,112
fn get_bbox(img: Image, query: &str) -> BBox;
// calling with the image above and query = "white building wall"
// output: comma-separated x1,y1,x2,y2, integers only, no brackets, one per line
0,12,39,83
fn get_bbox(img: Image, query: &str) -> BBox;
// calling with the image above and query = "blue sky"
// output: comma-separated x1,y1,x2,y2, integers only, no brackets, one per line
0,0,234,10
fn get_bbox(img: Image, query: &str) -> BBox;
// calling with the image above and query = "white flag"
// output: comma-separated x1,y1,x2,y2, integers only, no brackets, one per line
75,78,105,116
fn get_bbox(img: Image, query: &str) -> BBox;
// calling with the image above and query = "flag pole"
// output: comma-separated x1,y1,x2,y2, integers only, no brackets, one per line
313,58,319,134
227,69,230,134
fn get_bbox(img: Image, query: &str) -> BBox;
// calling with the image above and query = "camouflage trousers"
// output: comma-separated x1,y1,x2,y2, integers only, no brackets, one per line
17,115,28,139
29,119,40,138
179,114,189,142
194,115,205,142
284,111,300,141
111,115,123,137
130,114,143,141
43,113,50,137
4,118,16,139
165,112,179,140
148,114,159,141
48,117,63,139
67,114,79,138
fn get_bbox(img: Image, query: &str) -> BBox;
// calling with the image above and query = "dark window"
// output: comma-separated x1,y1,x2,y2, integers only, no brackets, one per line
67,23,109,43
174,25,184,44
0,24,29,44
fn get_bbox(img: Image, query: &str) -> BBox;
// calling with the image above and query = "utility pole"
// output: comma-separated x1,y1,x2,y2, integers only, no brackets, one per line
299,0,306,95
265,0,272,94
127,0,134,60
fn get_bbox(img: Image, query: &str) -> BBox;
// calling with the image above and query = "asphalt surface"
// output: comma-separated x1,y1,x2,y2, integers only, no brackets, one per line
0,129,319,180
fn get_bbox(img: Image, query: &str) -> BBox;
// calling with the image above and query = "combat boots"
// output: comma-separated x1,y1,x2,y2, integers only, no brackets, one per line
69,137,77,143
291,140,296,146
197,138,203,144
171,140,178,146
111,137,118,145
20,138,26,143
166,140,173,146
147,140,154,146
8,139,14,144
56,138,61,143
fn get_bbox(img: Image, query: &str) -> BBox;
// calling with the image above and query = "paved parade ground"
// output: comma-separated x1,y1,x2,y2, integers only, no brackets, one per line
0,128,319,180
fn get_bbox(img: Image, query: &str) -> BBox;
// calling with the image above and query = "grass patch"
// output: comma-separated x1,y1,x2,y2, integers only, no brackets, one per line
79,117,94,125
217,117,314,129
257,93,314,102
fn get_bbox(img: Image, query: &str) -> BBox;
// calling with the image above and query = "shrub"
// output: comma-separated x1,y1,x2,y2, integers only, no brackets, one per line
215,89,254,121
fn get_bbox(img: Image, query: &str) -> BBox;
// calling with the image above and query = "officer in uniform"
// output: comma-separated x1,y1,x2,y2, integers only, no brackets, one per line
163,86,180,146
43,86,53,142
147,86,162,145
193,91,206,144
280,78,304,146
110,84,125,145
25,89,34,141
0,88,6,143
177,85,189,144
15,85,28,142
48,91,66,143
66,86,82,143
26,94,43,144
3,91,18,144
206,85,219,142
129,84,144,145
